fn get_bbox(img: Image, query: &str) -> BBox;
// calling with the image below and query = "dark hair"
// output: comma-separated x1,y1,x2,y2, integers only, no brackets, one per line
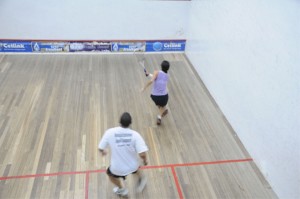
120,112,132,127
161,60,170,73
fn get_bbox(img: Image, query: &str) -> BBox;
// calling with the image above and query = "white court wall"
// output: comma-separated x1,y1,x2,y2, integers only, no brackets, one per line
1,0,300,198
185,0,300,198
0,0,188,40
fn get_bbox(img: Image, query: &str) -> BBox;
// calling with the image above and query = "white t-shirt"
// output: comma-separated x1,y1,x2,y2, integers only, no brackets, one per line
98,126,148,176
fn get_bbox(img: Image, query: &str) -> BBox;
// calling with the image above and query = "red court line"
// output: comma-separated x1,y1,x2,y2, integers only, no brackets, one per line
85,172,90,199
145,158,253,199
0,158,252,199
0,169,106,181
143,158,253,169
0,158,252,181
171,166,184,199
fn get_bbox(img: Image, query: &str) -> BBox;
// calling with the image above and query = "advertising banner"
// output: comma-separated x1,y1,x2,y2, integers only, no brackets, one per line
32,42,69,52
111,42,146,52
69,41,111,52
0,40,186,53
0,41,33,52
146,40,185,52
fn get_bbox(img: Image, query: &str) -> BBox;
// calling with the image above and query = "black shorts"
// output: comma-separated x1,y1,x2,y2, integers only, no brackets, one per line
106,167,138,180
151,94,168,107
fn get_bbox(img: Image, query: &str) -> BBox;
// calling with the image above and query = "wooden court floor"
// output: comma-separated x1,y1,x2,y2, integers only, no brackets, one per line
0,53,277,199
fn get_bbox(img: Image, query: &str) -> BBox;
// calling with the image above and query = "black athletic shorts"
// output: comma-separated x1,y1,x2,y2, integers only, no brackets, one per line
106,167,138,180
151,94,168,107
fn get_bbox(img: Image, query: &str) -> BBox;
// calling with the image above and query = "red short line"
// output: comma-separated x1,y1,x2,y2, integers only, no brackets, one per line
0,158,252,181
86,169,106,174
0,169,106,181
143,158,253,169
171,167,184,199
141,164,171,169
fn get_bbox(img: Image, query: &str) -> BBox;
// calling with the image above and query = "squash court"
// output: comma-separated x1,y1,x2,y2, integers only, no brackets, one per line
0,54,278,198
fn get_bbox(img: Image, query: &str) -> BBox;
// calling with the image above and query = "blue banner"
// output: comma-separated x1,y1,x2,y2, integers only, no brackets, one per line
0,40,186,53
111,42,146,52
0,41,33,52
146,40,185,52
69,42,111,52
32,42,69,52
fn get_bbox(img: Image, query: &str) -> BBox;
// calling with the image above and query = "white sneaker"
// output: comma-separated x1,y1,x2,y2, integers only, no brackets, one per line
136,176,147,193
113,187,128,197
156,115,162,125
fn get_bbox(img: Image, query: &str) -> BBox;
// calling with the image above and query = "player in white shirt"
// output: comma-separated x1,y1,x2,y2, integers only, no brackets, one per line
98,112,148,197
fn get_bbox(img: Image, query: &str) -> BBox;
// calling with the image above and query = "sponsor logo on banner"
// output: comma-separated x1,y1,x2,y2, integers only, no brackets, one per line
153,42,163,51
0,41,32,52
111,42,146,52
69,41,111,52
32,42,69,52
146,40,185,52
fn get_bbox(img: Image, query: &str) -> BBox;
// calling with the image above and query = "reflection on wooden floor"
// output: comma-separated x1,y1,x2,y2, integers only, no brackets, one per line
0,54,277,198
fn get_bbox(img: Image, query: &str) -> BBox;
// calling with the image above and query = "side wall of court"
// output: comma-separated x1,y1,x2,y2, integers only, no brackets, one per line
185,0,300,198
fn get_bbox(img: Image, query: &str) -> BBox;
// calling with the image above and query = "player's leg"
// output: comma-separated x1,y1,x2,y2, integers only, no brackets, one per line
107,168,128,196
133,170,147,193
108,175,123,188
158,94,169,124
159,106,168,117
151,95,168,125
156,106,168,125
156,106,162,125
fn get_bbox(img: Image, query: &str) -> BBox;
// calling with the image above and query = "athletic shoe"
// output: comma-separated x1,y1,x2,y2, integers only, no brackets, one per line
156,117,161,125
136,176,147,193
113,187,128,197
162,109,168,117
